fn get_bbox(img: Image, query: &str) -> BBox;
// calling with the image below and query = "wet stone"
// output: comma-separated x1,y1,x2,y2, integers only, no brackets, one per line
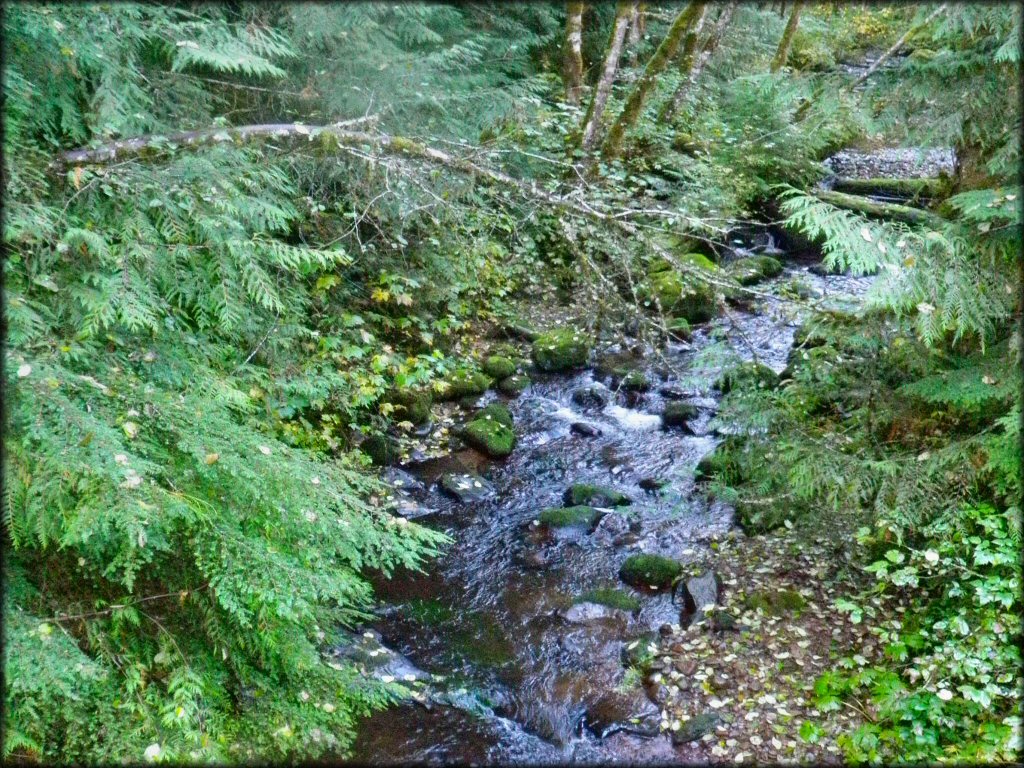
677,570,721,622
639,477,669,492
671,712,722,745
571,383,611,410
383,467,425,493
438,472,495,502
562,601,630,625
570,421,602,438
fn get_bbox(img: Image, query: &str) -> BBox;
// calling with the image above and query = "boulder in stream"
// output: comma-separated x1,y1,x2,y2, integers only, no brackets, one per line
439,472,495,502
438,368,491,401
531,327,592,372
538,505,601,529
571,383,611,410
475,402,514,428
725,255,783,286
498,374,531,396
661,402,698,430
461,417,516,458
646,269,718,325
570,421,602,438
563,483,631,507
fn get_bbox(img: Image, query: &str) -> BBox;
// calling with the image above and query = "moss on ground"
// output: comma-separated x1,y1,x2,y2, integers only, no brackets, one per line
619,554,682,589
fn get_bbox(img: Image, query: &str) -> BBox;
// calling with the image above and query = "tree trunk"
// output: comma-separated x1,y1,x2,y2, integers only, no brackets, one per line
626,2,645,65
664,1,738,120
658,2,714,122
580,1,636,152
770,1,803,72
601,1,704,162
562,1,586,105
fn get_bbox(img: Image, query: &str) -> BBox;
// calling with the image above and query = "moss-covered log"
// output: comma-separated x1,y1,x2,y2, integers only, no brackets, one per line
814,189,945,227
831,177,945,200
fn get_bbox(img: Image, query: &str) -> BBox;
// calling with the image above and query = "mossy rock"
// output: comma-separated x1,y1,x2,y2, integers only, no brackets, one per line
648,252,717,275
577,588,641,612
360,434,398,467
462,418,516,458
483,355,517,380
647,270,717,324
563,483,631,507
385,388,432,426
619,554,682,590
715,361,780,394
620,370,650,392
671,712,722,745
489,343,521,360
538,505,600,528
666,318,691,341
475,402,514,428
498,374,531,396
662,402,698,429
743,588,807,616
726,255,784,286
439,368,492,400
532,327,592,372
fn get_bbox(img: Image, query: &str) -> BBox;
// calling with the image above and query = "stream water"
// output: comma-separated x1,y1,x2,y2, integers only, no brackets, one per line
345,236,874,764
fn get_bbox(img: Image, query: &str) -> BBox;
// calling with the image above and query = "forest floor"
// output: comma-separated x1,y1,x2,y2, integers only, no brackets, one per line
650,529,892,763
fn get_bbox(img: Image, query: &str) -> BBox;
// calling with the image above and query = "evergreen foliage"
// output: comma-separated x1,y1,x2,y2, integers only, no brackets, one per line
3,1,1020,763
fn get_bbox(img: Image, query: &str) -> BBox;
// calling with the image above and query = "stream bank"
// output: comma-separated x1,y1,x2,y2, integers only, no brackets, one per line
342,146,953,763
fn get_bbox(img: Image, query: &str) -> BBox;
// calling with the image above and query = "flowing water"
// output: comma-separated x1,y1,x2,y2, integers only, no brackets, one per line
345,238,873,764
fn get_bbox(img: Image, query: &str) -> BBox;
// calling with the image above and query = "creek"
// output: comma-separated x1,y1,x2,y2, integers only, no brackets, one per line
345,230,874,764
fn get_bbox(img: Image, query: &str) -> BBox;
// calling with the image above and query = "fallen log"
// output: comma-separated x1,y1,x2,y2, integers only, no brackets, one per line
813,189,945,228
831,177,946,200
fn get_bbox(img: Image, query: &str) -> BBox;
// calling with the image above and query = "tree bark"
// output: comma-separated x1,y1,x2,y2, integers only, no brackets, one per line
664,1,738,120
562,1,586,105
849,3,947,90
580,1,636,152
770,1,803,72
658,1,717,122
626,1,646,65
601,1,705,162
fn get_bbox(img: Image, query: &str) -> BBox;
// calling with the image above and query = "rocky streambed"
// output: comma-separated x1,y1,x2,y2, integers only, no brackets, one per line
340,228,876,764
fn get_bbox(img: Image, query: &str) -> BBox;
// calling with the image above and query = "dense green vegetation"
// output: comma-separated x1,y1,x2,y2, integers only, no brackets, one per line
3,1,1019,763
